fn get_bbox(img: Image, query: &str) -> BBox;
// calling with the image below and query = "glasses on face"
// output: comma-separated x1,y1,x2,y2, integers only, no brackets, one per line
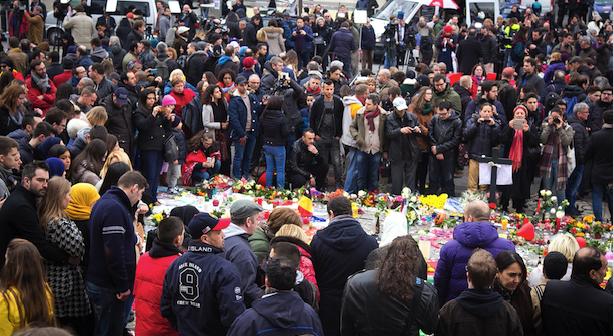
602,92,612,96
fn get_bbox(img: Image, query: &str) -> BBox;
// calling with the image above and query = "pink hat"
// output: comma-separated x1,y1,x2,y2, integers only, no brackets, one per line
162,95,176,106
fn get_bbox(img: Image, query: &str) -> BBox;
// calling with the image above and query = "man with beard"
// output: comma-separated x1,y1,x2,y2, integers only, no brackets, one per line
589,86,613,133
26,59,57,114
119,71,140,111
0,161,80,271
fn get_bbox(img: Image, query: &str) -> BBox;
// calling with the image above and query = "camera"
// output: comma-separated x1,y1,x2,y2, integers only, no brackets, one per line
553,116,560,123
53,0,70,20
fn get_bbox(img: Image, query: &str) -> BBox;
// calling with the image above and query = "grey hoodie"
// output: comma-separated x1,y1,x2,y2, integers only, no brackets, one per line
341,95,363,148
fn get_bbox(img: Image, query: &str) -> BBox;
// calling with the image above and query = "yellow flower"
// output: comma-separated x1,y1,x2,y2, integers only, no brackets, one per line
153,214,163,222
575,232,585,237
583,215,595,223
576,222,585,229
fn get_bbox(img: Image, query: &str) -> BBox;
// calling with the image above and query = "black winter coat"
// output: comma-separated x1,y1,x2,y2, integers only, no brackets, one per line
500,122,540,200
288,138,324,178
185,51,207,87
341,270,439,336
243,21,259,49
583,126,613,186
126,29,144,51
456,37,483,75
385,111,421,163
360,25,375,49
0,184,69,270
0,106,21,136
480,35,498,64
428,110,462,158
589,100,611,132
258,109,289,147
462,116,501,160
101,94,134,154
453,84,472,116
116,18,132,49
311,215,379,336
542,276,613,336
133,106,172,151
309,95,344,138
567,114,591,166
330,28,355,59
110,44,127,73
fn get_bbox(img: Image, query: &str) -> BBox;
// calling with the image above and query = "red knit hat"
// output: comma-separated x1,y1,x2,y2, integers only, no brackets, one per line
443,25,453,33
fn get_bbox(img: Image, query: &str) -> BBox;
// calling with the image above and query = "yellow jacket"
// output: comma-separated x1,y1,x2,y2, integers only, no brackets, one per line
0,285,54,336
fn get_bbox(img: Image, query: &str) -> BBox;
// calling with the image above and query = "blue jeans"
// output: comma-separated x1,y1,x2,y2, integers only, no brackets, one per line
428,155,455,196
592,183,613,222
233,134,257,179
541,158,566,205
356,150,381,192
264,145,285,189
139,150,164,202
86,281,126,336
344,146,359,194
193,159,221,184
566,165,584,213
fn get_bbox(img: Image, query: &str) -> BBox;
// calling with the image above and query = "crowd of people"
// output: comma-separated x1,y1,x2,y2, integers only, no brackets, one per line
0,0,612,335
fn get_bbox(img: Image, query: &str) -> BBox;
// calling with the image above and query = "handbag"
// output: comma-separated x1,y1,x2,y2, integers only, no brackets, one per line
567,139,576,178
164,134,179,163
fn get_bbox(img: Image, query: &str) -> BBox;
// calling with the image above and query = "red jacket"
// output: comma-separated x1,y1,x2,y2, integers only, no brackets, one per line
168,88,196,118
133,252,180,336
53,70,72,88
25,75,57,115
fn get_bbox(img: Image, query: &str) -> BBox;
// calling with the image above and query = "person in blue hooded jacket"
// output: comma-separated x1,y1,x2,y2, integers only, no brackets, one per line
227,257,323,336
161,213,246,336
290,17,313,69
434,200,515,307
311,196,379,336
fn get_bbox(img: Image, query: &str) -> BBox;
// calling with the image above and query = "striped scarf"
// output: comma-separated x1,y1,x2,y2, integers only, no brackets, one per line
540,125,567,189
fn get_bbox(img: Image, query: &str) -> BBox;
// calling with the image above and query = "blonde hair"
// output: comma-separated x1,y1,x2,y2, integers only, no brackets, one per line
167,47,178,60
37,177,71,231
100,150,132,179
86,106,108,126
549,232,580,262
275,224,308,243
257,29,268,42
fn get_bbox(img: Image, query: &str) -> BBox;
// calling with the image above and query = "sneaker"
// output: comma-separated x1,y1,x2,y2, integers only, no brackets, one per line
167,186,179,194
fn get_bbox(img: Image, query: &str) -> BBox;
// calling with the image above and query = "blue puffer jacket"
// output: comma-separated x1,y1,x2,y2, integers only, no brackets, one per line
290,25,313,53
330,28,356,59
161,242,246,336
311,214,379,336
462,115,502,160
434,221,515,307
227,291,323,336
543,61,566,85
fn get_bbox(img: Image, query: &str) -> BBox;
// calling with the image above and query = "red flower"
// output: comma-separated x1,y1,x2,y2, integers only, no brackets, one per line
489,203,496,209
572,227,578,234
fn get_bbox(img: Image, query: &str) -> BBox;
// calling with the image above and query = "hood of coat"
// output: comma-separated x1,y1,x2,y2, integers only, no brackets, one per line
455,288,504,319
316,215,372,251
251,291,306,328
91,47,108,59
223,223,250,240
262,109,284,118
110,44,124,54
453,221,500,248
562,85,585,98
262,26,284,35
342,95,363,107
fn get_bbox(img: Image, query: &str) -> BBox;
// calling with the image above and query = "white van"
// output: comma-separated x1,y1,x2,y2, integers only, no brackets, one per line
45,0,157,45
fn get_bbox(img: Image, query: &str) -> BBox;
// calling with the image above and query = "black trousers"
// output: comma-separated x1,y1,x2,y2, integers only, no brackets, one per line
287,161,329,191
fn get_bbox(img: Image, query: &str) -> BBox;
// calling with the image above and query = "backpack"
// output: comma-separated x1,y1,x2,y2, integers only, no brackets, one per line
182,97,204,135
544,85,563,112
154,58,171,82
563,96,578,116
511,41,525,63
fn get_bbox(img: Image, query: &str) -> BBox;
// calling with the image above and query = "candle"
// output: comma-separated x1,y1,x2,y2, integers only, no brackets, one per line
556,218,561,232
536,198,542,214
419,239,431,260
523,218,530,225
501,219,508,230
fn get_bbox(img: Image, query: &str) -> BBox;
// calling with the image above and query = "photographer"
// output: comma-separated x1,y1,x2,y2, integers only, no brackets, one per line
8,1,28,39
24,6,44,45
539,108,574,206
290,17,313,70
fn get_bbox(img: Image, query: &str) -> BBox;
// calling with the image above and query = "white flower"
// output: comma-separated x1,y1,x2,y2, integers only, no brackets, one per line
358,190,366,197
343,191,350,197
540,190,546,196
350,194,357,199
410,196,418,203
550,208,556,214
545,190,552,196
551,196,557,202
556,211,565,219
292,198,298,202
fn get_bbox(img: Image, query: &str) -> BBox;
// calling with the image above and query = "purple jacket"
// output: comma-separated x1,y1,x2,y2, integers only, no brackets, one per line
330,28,355,59
433,221,515,307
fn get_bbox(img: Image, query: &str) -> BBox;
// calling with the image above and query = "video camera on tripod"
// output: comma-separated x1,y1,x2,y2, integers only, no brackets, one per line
53,0,70,20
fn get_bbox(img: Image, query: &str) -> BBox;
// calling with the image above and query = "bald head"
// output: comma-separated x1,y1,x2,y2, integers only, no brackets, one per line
464,201,490,222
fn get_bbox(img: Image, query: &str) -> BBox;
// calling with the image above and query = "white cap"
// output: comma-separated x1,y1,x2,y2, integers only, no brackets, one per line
177,26,190,34
393,97,408,111
229,41,240,48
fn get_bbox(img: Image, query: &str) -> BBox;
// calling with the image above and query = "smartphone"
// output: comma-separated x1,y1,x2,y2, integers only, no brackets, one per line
513,119,524,130
150,69,158,74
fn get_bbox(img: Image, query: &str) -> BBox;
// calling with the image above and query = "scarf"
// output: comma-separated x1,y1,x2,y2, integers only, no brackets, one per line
30,70,51,94
508,129,524,172
364,108,380,132
421,101,433,116
540,125,568,189
8,106,23,125
66,183,100,221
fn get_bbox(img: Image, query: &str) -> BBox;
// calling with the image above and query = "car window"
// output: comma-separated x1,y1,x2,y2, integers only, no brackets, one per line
374,0,421,21
91,0,151,16
469,3,495,22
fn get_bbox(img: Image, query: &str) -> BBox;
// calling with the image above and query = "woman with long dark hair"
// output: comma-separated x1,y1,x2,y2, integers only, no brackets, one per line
133,88,172,205
202,84,231,175
0,85,26,136
0,239,56,333
470,63,486,99
341,235,439,335
216,69,236,103
509,26,528,70
182,131,220,186
258,96,289,188
47,144,71,172
54,83,74,104
68,139,107,186
99,162,132,196
494,250,536,336
37,177,91,334
0,71,15,94
409,86,434,194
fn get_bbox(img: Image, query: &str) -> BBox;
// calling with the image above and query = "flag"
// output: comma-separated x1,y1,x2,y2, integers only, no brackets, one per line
401,199,408,217
298,196,313,217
